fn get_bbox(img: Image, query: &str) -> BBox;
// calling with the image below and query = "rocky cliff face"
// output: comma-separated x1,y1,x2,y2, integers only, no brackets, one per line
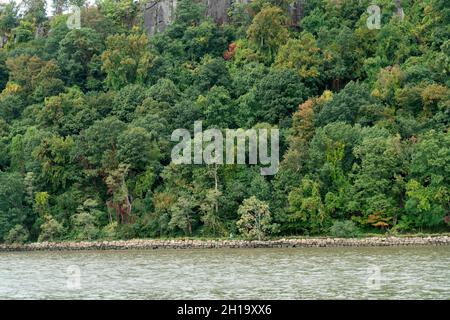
143,0,305,36
143,0,178,35
204,0,233,25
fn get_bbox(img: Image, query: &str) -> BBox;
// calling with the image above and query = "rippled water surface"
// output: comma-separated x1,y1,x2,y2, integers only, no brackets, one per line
1,246,449,299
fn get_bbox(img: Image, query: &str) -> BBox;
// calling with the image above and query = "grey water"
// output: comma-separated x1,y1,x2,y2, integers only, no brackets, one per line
0,246,449,299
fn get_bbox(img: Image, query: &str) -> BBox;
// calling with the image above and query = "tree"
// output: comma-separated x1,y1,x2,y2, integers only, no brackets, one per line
51,0,69,16
76,116,127,172
37,88,92,135
34,135,77,190
282,92,331,174
105,163,132,224
71,199,101,240
0,171,27,241
38,215,64,242
200,189,225,236
111,84,148,122
169,195,196,235
316,81,376,127
247,5,288,61
5,55,64,103
198,85,234,128
98,0,139,30
57,28,103,88
371,65,404,105
9,127,50,175
166,0,205,37
117,126,159,171
6,55,45,95
34,192,65,242
375,18,418,66
319,25,365,88
4,224,29,244
182,21,229,61
274,32,322,83
329,220,359,238
101,33,154,90
237,196,276,240
405,130,449,229
350,129,406,229
420,83,449,116
252,68,310,125
0,0,448,242
22,0,47,26
0,1,18,47
307,121,361,179
151,191,175,237
288,178,329,234
0,88,26,120
31,59,65,102
192,56,232,92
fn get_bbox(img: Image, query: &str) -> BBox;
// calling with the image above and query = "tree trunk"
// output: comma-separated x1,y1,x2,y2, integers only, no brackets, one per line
214,164,219,214
394,0,404,20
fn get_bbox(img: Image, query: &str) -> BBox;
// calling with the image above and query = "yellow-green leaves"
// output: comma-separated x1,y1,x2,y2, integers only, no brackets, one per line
274,33,322,81
101,33,153,90
247,5,288,61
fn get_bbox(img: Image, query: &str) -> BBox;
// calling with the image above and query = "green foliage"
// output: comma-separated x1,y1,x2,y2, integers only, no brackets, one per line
329,220,360,238
198,85,234,128
0,171,27,240
0,0,448,243
38,214,64,242
71,199,102,240
5,55,64,104
4,224,29,244
169,195,196,236
200,189,226,237
288,178,330,235
0,1,18,40
57,28,103,88
237,196,276,240
102,221,118,240
316,81,376,127
34,135,76,189
105,163,132,224
274,32,322,82
247,5,288,61
404,130,450,229
101,33,153,90
350,130,405,226
251,68,310,125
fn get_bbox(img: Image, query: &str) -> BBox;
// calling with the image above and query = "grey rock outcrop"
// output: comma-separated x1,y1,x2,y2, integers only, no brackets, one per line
143,0,305,36
204,0,233,25
143,0,178,35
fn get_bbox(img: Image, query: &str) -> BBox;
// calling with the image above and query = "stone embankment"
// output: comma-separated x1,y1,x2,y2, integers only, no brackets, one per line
1,236,449,252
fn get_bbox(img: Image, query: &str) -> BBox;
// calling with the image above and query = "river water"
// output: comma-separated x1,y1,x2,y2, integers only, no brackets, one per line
0,246,449,299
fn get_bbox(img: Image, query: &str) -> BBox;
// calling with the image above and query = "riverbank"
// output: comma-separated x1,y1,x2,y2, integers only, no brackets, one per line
1,235,450,252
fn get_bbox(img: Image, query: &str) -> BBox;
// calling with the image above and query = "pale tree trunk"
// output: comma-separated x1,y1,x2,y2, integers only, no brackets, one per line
214,164,219,214
394,0,404,20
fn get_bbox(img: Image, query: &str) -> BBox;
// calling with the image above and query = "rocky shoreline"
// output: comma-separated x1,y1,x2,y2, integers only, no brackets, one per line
1,236,449,252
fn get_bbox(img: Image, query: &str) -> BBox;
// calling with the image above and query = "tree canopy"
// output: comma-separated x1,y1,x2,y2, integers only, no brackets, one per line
0,0,448,243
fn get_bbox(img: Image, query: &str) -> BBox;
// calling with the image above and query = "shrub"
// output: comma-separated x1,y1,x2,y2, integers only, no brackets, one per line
71,211,99,240
237,196,277,240
38,215,64,242
329,220,360,238
116,223,138,240
4,224,29,244
102,221,118,240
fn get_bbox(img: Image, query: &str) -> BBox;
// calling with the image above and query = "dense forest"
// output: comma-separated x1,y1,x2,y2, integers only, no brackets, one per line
0,0,448,243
